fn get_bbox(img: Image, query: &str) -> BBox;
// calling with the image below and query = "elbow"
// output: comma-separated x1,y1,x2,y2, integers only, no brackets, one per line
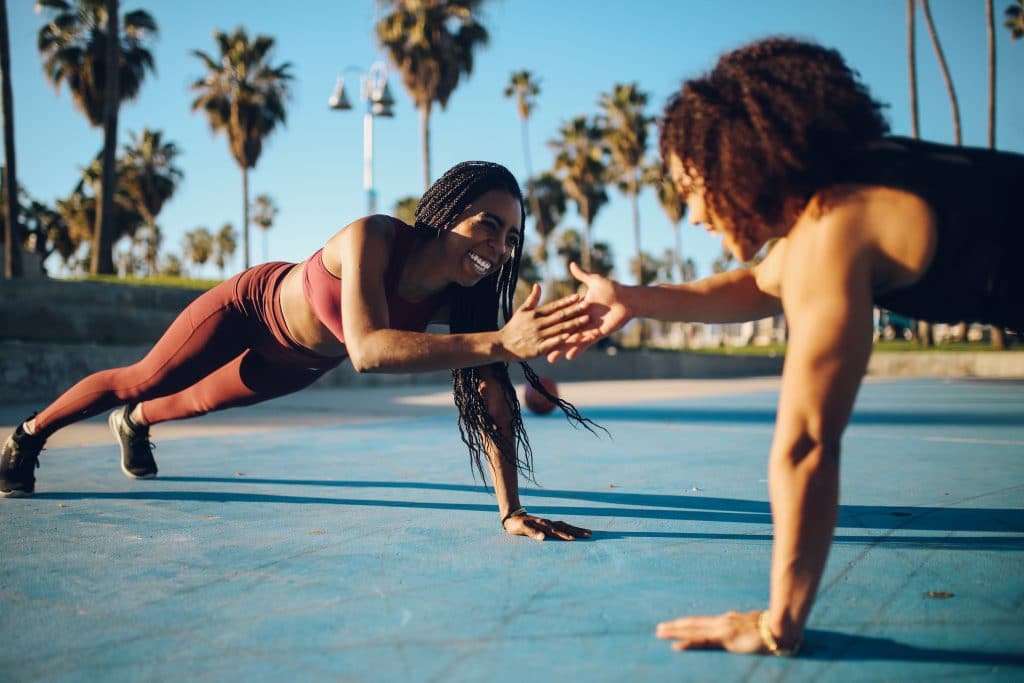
775,431,841,472
347,346,383,374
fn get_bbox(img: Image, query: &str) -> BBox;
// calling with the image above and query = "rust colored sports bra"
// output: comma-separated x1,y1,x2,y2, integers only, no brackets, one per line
301,217,446,343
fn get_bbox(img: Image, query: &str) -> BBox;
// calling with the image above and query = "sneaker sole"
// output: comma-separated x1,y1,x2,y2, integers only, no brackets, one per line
1,488,32,498
109,409,157,481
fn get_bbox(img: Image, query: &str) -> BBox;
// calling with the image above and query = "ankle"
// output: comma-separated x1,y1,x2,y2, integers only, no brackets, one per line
127,405,148,429
22,419,37,436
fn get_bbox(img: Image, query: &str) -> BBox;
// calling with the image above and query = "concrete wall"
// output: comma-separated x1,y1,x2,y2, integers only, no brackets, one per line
2,278,1021,403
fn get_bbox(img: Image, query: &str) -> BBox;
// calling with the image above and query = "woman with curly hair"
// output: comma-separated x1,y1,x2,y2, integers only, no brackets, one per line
1,161,596,541
558,38,1024,653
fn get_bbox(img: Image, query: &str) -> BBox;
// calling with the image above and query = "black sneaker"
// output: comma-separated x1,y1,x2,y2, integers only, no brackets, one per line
1,421,45,498
109,405,158,480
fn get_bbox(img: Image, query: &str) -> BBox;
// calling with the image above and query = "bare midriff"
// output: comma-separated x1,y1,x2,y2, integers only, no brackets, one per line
278,263,347,358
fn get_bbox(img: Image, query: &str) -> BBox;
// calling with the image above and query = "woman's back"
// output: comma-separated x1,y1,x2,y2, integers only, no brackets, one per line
841,137,1024,331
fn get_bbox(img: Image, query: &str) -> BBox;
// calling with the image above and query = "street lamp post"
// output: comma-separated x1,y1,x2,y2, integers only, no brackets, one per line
329,62,395,215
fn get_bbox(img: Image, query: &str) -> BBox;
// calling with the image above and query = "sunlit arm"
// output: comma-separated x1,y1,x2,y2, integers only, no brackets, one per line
552,263,782,362
338,218,584,373
624,266,782,323
476,365,522,519
765,209,875,646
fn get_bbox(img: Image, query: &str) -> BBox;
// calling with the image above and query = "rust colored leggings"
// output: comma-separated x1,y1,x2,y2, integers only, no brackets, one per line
34,262,344,438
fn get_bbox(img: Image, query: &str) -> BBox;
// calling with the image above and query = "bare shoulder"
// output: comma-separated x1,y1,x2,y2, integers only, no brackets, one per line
786,194,872,268
323,215,398,273
780,193,877,308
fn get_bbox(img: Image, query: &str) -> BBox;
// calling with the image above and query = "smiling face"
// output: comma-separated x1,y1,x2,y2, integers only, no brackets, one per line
444,189,523,287
667,152,765,263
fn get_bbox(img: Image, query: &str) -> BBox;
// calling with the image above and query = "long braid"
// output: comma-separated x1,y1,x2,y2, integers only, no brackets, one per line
415,161,603,483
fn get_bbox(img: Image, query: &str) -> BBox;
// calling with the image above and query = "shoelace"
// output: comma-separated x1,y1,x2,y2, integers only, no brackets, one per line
11,443,43,470
128,432,156,455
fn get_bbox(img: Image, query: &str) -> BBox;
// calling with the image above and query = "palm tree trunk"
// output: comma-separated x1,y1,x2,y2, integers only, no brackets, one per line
630,172,641,284
242,165,250,269
520,116,546,292
987,0,996,149
630,172,645,345
907,0,920,138
580,197,591,273
92,0,119,275
921,0,962,145
908,0,932,347
420,103,432,190
672,221,682,282
986,0,1006,350
0,0,21,279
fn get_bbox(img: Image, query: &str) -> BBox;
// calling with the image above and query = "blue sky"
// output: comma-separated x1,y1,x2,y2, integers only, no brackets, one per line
6,0,1024,281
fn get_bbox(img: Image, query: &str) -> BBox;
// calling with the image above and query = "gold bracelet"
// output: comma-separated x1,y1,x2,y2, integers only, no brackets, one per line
501,507,528,529
757,610,801,657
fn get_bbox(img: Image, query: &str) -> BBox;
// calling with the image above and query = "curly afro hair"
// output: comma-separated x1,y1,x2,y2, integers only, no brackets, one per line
660,37,890,246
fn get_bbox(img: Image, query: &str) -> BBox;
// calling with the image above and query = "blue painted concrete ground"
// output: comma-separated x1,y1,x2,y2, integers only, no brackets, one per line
1,377,1022,682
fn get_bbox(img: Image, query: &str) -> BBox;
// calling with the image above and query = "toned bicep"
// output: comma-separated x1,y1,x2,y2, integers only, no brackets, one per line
336,218,393,344
775,217,875,450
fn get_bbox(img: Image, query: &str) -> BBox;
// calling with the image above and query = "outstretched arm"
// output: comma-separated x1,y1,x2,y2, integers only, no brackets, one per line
337,217,588,372
656,206,875,654
550,261,782,361
476,366,591,541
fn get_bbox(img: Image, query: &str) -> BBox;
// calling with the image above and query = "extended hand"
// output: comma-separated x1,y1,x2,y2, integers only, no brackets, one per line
655,610,765,653
548,262,631,362
500,284,589,361
503,513,592,541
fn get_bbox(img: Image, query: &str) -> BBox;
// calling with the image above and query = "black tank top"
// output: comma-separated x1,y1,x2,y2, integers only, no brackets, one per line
839,137,1023,332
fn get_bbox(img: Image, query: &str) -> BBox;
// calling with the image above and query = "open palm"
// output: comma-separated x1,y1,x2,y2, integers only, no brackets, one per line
548,262,631,362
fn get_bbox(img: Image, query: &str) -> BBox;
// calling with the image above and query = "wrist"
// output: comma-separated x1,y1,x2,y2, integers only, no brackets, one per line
758,610,802,656
488,330,512,362
501,506,528,529
617,285,640,320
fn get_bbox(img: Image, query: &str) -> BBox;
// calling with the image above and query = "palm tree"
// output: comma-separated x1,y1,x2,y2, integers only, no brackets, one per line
1,0,21,278
59,150,144,270
648,165,687,283
906,0,934,346
191,27,293,269
183,226,214,275
392,195,419,226
549,115,608,272
503,70,544,237
987,0,996,150
36,0,157,274
629,249,660,287
377,0,489,188
907,0,920,139
923,1,972,348
555,228,614,283
1007,0,1024,39
986,0,1006,350
599,82,651,283
250,192,277,263
24,197,73,270
131,223,159,275
55,188,97,272
214,222,237,277
920,0,961,145
711,248,736,275
119,128,182,272
159,252,181,277
528,171,566,294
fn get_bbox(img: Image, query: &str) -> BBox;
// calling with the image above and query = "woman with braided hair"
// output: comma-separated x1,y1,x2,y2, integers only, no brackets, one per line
1,161,594,541
557,37,1024,653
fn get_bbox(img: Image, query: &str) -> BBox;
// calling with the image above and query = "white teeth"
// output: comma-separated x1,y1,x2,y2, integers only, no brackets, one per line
468,252,492,274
